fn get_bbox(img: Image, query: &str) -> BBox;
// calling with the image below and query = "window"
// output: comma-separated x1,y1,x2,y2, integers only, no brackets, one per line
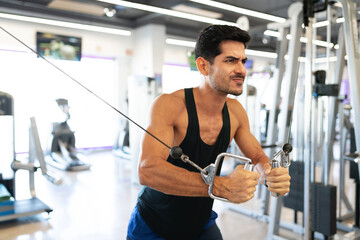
0,50,118,153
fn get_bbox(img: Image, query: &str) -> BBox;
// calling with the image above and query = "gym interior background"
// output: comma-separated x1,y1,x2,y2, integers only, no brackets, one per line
0,0,359,239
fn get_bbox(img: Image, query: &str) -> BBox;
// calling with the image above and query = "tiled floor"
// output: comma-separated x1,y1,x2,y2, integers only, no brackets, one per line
0,150,358,240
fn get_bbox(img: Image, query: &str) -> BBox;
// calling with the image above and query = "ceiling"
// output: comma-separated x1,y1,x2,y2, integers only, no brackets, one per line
0,0,358,52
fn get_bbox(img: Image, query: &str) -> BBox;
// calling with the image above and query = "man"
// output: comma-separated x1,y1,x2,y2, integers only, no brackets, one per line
127,25,291,240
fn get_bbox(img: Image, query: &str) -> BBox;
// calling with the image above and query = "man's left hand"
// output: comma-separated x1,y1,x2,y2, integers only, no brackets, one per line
265,167,291,196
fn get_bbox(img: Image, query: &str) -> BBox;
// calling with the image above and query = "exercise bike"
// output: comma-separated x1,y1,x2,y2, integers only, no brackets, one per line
46,98,91,171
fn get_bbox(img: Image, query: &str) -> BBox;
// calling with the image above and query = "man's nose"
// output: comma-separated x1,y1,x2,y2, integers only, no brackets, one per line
235,62,246,75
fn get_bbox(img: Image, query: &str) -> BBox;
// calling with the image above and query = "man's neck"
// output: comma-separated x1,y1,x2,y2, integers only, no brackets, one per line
194,85,227,115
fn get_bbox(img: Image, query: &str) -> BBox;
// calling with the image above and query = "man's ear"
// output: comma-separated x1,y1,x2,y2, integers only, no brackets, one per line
196,57,210,76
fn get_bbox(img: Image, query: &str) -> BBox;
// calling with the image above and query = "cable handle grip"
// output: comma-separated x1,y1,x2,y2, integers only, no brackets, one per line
203,153,254,202
270,143,292,197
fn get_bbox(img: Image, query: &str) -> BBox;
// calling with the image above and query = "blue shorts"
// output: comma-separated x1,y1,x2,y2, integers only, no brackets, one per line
127,206,222,240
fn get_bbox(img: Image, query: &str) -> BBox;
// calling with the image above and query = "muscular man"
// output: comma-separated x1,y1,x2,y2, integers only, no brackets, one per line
127,25,291,240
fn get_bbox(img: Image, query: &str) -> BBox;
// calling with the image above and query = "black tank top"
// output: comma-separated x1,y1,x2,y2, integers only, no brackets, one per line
137,88,231,240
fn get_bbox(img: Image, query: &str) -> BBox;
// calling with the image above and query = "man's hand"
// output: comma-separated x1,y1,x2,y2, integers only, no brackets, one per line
255,162,271,185
265,167,291,196
214,165,260,204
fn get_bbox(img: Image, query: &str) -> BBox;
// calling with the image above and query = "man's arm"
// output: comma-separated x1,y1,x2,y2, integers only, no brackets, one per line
231,100,291,196
137,93,211,197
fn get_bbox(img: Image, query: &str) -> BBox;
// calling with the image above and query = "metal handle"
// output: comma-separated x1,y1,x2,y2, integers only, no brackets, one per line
269,144,292,197
202,153,254,202
271,160,280,197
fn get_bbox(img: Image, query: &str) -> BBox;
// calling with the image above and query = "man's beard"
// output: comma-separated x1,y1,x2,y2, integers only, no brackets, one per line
210,75,245,96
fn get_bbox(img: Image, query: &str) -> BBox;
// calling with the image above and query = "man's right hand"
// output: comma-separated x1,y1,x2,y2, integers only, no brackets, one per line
213,165,260,204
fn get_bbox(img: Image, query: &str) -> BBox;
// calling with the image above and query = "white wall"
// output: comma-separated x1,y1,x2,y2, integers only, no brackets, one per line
164,44,194,66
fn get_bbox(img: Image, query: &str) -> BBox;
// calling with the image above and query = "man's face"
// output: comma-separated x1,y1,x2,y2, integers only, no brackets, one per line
207,40,247,96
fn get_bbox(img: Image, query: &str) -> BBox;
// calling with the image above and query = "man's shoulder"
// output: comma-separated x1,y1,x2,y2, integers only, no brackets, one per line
156,89,185,105
152,89,186,114
226,97,246,118
225,97,243,109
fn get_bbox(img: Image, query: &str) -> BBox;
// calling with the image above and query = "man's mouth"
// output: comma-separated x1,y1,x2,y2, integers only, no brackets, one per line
231,76,245,83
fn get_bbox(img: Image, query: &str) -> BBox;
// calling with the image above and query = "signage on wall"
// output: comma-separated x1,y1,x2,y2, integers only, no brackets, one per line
36,32,82,61
187,51,197,71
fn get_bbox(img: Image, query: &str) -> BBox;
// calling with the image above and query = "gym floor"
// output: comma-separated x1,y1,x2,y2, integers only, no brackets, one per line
0,150,356,240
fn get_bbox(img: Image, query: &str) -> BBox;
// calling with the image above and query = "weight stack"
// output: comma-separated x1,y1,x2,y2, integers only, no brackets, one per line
349,160,359,181
284,161,304,212
311,183,337,237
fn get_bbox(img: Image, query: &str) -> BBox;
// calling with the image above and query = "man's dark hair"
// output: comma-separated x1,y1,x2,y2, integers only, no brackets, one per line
194,25,251,64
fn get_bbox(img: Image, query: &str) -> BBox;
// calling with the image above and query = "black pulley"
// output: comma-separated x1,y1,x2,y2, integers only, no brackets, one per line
170,146,183,159
283,143,293,154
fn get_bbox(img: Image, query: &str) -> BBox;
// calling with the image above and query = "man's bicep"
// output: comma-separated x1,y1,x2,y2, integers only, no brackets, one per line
142,123,174,160
141,96,176,161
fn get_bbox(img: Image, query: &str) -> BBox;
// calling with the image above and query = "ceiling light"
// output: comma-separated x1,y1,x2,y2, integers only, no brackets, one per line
245,49,277,58
0,13,131,36
172,4,223,19
104,8,116,17
96,0,237,26
166,38,196,47
190,0,286,23
48,0,105,16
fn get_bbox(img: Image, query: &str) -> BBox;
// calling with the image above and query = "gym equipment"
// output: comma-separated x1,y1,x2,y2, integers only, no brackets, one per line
344,154,360,229
170,147,256,202
112,120,131,160
170,144,291,202
338,103,355,224
338,103,360,236
0,91,15,201
0,91,61,222
303,0,360,239
267,2,303,238
46,98,91,171
203,153,254,202
310,62,339,236
224,2,302,236
311,183,337,238
270,144,292,197
227,1,358,239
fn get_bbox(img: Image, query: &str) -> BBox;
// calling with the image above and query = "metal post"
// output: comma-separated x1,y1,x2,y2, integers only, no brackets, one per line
337,0,360,153
261,26,290,216
267,2,303,238
303,18,314,240
322,4,336,187
331,25,354,221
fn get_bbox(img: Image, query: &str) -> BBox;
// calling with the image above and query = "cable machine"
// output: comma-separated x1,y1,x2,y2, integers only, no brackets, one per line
229,0,360,239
